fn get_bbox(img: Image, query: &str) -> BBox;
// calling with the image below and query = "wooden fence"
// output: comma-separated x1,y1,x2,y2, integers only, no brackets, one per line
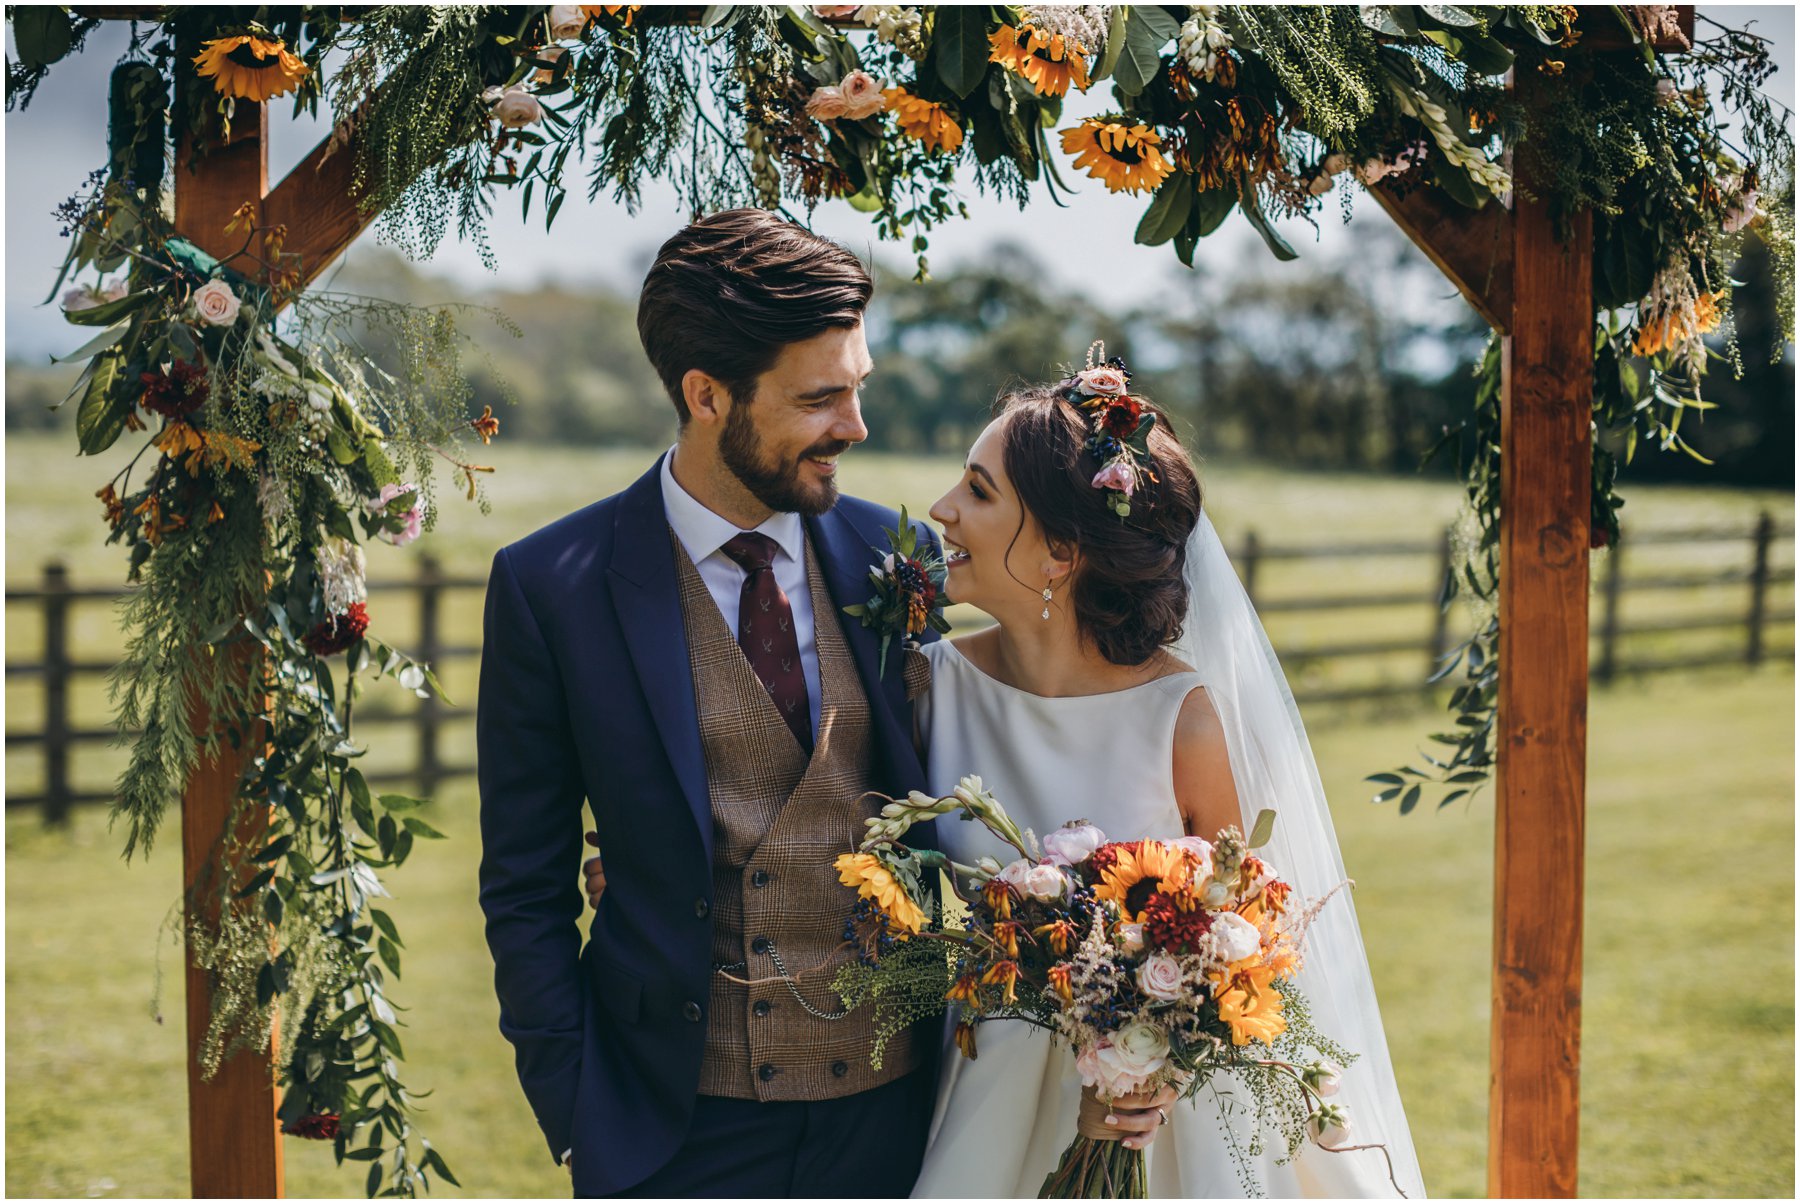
7,517,1792,824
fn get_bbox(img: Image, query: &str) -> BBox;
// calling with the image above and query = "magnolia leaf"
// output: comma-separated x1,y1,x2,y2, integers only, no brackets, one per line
933,6,991,99
50,319,131,364
1247,808,1276,848
1092,4,1132,81
1134,178,1193,246
1420,5,1480,27
12,5,73,67
62,289,152,327
1116,7,1176,96
1236,177,1298,261
74,349,128,455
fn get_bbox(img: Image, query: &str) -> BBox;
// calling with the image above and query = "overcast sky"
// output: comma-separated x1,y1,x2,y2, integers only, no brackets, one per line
5,6,1792,360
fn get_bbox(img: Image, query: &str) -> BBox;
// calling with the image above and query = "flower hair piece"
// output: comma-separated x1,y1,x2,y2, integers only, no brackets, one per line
1056,340,1159,518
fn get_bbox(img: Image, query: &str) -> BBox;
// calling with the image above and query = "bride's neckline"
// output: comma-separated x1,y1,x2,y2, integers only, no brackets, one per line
938,637,1200,702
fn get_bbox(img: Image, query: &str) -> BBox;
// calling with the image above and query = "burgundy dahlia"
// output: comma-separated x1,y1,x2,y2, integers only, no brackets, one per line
1099,396,1143,440
283,1112,341,1141
1142,889,1213,956
303,602,369,657
140,359,209,419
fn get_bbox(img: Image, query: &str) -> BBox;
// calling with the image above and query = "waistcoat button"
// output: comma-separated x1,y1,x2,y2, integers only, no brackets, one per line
750,869,770,888
757,1063,777,1082
752,1000,772,1018
682,1000,702,1023
831,1060,849,1078
750,936,770,955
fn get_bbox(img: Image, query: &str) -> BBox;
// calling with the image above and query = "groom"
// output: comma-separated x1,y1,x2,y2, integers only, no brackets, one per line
476,209,941,1197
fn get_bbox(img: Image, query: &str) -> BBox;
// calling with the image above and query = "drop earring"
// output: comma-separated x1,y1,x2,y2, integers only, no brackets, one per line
1041,585,1053,621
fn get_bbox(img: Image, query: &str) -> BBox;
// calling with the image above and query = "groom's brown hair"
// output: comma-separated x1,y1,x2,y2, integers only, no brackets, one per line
637,208,873,423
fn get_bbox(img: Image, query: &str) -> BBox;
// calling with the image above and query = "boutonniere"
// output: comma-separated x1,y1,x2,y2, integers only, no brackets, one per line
843,506,950,676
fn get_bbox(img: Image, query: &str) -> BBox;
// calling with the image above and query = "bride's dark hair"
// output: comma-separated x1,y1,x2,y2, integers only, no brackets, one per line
996,384,1202,667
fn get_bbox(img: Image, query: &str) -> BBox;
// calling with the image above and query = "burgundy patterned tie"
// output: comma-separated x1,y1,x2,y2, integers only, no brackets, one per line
721,532,812,754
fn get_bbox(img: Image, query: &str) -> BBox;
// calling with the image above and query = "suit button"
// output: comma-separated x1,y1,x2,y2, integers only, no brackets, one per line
750,936,770,955
694,898,710,920
682,1000,702,1023
753,1000,772,1018
750,870,770,888
831,1061,849,1078
757,1064,777,1082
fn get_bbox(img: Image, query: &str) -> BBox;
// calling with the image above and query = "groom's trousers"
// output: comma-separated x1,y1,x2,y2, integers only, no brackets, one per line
605,1067,932,1198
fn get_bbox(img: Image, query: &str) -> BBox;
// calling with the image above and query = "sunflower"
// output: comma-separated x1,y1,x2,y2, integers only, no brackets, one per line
834,852,926,936
1060,118,1174,195
1214,963,1287,1046
1091,839,1195,921
883,87,964,155
988,23,1092,98
193,35,310,102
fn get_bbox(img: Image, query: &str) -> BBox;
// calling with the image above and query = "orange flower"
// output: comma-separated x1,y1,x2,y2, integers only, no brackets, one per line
1214,963,1287,1046
988,23,1091,97
584,4,639,25
1035,918,1077,957
1047,961,1074,1003
980,959,1020,1005
954,1020,979,1059
946,973,980,1005
193,35,309,102
472,404,501,444
983,877,1015,921
1632,290,1725,358
991,919,1021,958
1060,118,1174,195
883,87,964,155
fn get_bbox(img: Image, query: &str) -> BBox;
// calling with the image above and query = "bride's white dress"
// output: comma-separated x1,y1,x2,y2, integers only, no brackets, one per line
909,637,1414,1199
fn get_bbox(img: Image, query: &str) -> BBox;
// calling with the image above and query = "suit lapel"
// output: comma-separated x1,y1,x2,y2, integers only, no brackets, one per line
806,505,928,791
608,456,714,861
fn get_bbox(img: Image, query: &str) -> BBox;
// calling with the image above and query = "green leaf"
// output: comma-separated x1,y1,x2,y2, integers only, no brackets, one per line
1399,785,1423,815
421,1147,461,1188
12,6,73,67
74,349,128,455
402,816,447,840
1364,772,1407,787
50,320,131,364
933,7,992,99
377,937,402,978
1246,808,1276,849
235,865,276,898
253,835,293,863
1091,4,1132,81
370,909,404,947
1134,178,1193,247
61,290,153,327
345,1146,384,1161
1236,176,1297,261
1420,5,1480,27
377,793,425,812
1115,7,1176,96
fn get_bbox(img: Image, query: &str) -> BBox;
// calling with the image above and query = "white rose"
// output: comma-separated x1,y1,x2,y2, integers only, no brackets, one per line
1042,822,1106,867
1304,1060,1343,1098
1136,952,1184,1002
1212,911,1262,963
1309,1103,1351,1148
1654,77,1678,104
1080,1023,1170,1097
548,4,587,39
493,86,544,130
1118,921,1146,956
1021,863,1068,903
995,858,1034,890
192,279,241,327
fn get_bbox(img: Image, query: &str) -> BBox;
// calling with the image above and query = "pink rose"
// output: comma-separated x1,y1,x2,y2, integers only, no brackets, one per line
493,86,543,129
1042,822,1106,867
1118,922,1146,956
1076,366,1129,396
995,858,1034,890
1309,1103,1352,1148
192,279,241,327
1075,1023,1170,1097
535,45,567,84
1091,460,1136,496
1136,952,1184,1002
839,70,884,119
1021,863,1069,903
813,4,863,16
806,85,848,120
548,5,587,39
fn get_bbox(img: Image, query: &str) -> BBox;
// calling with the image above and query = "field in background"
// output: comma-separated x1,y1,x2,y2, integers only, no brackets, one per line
6,434,1792,804
5,668,1791,1198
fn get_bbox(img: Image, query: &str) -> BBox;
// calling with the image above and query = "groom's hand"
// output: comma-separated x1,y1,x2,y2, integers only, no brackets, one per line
1077,1082,1180,1151
582,832,605,909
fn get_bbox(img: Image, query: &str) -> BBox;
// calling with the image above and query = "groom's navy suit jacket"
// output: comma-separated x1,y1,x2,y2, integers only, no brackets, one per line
476,455,941,1197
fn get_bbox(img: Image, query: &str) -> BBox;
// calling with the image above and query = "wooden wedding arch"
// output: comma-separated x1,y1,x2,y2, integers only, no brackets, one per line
69,5,1696,1198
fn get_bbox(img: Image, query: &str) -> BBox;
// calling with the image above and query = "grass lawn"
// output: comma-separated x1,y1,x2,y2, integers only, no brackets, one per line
6,665,1791,1198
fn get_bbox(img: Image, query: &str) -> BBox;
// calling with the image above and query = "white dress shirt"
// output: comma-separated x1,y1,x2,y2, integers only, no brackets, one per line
659,447,823,739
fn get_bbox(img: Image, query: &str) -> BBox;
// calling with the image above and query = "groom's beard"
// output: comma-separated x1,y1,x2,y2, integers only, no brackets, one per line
720,402,848,517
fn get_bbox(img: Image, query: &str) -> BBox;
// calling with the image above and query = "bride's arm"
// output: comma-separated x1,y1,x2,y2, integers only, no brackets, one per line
1172,686,1244,840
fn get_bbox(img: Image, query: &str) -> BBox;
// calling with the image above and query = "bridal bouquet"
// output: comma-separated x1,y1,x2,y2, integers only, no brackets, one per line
832,777,1400,1199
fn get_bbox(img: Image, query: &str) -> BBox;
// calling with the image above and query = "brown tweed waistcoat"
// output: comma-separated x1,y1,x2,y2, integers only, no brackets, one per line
673,532,918,1101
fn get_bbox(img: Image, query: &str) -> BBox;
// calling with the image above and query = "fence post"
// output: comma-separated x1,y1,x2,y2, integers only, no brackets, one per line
1240,529,1260,608
416,555,443,798
1747,510,1773,666
1597,533,1624,684
1428,526,1454,678
43,561,71,827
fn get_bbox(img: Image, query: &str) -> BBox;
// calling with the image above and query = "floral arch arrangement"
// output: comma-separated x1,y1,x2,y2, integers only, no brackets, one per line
6,4,1792,1196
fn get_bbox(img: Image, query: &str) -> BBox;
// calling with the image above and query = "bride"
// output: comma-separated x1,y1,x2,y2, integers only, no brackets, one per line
585,364,1426,1198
